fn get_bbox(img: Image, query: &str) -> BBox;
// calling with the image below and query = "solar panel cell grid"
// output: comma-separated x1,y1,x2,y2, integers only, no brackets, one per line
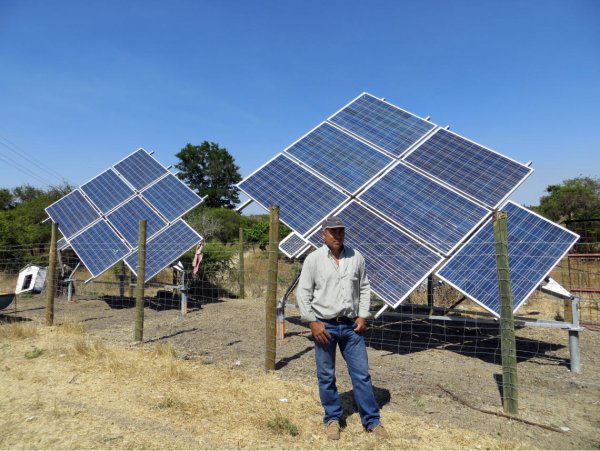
329,93,435,157
80,169,135,213
69,220,130,278
358,163,490,255
125,219,202,282
404,129,532,208
279,232,308,258
238,154,348,235
141,174,202,222
113,149,169,191
45,190,100,239
307,201,443,308
436,202,579,316
285,122,392,193
106,196,167,247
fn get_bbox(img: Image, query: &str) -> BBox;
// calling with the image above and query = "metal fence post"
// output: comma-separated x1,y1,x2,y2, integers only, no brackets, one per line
265,205,279,371
134,220,147,343
569,297,581,373
493,210,519,415
45,222,58,326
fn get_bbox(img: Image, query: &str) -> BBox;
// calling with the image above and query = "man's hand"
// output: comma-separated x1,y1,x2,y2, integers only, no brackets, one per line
309,321,331,344
353,316,367,333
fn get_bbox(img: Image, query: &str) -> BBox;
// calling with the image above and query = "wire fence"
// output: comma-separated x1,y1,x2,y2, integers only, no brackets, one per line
1,241,599,436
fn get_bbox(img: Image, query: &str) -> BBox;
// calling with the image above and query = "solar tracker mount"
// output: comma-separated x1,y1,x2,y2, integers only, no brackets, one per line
237,92,578,317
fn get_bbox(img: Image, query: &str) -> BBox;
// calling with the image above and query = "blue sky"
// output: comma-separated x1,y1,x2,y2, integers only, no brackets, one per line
1,0,598,212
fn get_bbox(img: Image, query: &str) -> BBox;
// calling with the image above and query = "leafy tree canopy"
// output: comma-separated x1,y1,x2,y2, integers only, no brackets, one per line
244,218,291,250
175,141,242,209
537,176,600,222
0,183,72,267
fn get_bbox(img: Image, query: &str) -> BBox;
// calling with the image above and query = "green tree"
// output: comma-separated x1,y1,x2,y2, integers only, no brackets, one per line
0,183,72,267
0,188,12,210
537,177,600,222
244,218,291,250
175,141,242,209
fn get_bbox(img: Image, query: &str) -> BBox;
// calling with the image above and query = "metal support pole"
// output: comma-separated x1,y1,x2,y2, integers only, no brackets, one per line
239,227,245,299
134,220,147,343
181,269,187,315
265,205,279,371
427,274,434,316
119,263,126,298
569,297,581,373
45,222,58,326
493,210,519,415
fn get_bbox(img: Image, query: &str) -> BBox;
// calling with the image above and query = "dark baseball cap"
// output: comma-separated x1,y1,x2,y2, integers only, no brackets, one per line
322,216,345,230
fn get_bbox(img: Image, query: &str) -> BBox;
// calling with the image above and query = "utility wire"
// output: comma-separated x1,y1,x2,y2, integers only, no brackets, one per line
0,134,68,187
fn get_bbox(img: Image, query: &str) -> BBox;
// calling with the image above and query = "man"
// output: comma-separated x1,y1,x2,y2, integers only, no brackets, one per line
296,216,388,440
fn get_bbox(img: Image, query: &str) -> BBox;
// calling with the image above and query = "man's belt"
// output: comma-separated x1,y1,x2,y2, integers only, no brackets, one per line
319,316,354,323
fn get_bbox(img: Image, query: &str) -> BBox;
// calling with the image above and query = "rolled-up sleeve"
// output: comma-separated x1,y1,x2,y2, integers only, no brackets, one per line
296,256,317,323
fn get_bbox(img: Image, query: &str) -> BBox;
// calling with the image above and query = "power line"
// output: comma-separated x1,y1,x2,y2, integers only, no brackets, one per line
0,134,68,187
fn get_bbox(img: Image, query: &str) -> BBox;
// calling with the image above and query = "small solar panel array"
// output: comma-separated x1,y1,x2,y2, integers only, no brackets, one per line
45,149,203,282
239,92,577,316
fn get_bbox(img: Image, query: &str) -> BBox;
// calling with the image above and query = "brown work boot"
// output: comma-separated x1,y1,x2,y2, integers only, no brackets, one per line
368,424,389,439
325,420,340,440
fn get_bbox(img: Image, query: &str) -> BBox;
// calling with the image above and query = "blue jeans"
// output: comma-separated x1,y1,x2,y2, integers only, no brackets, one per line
314,319,380,429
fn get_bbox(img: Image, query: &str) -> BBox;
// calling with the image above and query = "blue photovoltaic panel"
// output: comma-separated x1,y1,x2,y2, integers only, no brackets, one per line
279,232,309,258
358,163,490,255
80,168,135,213
436,202,579,316
285,122,392,193
45,190,100,239
125,219,202,282
114,149,169,191
106,196,167,247
142,174,202,222
238,154,349,235
307,201,443,308
404,129,532,208
329,93,435,157
69,220,130,278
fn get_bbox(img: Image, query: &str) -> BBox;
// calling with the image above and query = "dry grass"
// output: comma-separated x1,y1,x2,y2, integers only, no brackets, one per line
0,321,38,339
0,323,526,450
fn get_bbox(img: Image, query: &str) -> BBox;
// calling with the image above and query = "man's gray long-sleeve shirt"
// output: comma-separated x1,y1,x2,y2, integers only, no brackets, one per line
296,244,371,323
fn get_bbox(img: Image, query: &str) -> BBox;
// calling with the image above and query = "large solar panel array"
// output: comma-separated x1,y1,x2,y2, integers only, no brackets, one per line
436,202,579,317
238,92,577,315
45,148,203,281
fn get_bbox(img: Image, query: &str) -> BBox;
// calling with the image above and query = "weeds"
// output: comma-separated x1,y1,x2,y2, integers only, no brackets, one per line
25,347,44,359
267,415,299,437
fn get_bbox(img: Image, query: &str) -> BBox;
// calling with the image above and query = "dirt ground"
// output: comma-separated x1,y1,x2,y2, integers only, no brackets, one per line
1,291,599,450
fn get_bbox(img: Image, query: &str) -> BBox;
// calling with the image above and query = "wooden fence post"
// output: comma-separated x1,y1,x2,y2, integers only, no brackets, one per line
134,220,147,343
45,222,58,326
493,210,519,415
239,227,245,299
265,205,279,371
